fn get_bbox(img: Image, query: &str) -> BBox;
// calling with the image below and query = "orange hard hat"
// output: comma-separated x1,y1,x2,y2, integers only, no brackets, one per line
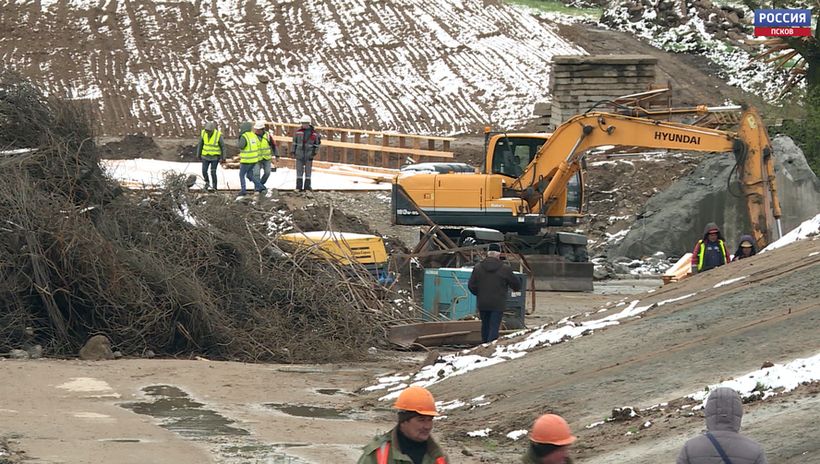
529,414,577,446
393,386,438,416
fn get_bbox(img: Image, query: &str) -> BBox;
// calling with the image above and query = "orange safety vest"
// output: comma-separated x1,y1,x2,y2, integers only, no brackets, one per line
376,442,447,464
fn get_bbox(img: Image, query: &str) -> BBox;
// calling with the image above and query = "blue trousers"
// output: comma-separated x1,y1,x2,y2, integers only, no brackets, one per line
258,159,272,186
239,163,262,194
479,310,503,343
201,159,219,188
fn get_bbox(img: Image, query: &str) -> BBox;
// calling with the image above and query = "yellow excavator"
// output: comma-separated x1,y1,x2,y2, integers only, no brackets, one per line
391,105,783,291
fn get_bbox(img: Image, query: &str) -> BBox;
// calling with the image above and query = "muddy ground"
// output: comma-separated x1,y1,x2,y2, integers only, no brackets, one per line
432,238,819,463
1,239,817,463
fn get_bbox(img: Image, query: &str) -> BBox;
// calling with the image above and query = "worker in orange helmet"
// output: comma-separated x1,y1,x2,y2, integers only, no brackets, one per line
357,386,448,464
522,414,577,464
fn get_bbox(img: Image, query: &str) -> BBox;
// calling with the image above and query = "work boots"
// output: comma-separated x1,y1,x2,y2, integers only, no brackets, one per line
296,178,303,191
304,179,312,191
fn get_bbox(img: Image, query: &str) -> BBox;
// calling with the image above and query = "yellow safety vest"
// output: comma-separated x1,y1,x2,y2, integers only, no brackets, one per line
258,134,273,161
200,129,222,158
697,239,727,271
239,132,260,164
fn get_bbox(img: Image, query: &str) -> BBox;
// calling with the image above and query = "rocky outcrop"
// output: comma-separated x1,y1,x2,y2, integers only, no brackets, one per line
610,135,820,259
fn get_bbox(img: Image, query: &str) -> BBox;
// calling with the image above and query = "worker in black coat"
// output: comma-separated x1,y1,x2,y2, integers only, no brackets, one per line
468,243,522,343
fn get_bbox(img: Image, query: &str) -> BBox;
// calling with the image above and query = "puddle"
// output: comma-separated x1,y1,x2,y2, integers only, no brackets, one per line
265,403,350,420
315,388,341,396
121,385,248,437
120,385,308,463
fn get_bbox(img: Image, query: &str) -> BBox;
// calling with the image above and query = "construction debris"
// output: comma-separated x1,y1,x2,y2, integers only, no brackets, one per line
0,73,415,362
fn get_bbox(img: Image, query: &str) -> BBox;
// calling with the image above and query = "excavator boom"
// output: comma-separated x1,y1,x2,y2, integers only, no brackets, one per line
391,105,783,292
512,107,781,249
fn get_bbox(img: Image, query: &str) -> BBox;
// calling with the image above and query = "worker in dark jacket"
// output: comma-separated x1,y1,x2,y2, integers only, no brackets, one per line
468,243,522,343
292,115,321,191
357,386,448,464
677,387,767,464
732,234,757,261
690,222,730,274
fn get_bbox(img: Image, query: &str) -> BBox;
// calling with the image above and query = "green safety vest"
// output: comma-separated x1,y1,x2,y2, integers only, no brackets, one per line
239,132,260,164
258,134,273,161
697,239,727,271
200,129,222,158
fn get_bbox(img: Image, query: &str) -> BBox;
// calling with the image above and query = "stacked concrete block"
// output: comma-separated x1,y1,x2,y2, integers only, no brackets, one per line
549,55,658,129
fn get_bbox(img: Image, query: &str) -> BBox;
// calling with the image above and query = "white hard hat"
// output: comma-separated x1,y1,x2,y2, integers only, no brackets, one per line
299,115,311,124
253,120,266,130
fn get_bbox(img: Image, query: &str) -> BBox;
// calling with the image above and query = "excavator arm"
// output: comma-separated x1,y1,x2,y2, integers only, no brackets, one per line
510,107,782,248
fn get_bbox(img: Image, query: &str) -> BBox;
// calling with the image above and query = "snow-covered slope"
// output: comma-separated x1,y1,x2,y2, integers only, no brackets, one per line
0,0,584,136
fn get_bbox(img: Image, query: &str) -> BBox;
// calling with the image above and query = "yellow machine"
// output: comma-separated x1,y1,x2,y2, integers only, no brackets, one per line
279,231,389,277
392,106,783,290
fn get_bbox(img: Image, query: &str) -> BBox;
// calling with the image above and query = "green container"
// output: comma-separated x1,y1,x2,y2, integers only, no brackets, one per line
422,267,526,329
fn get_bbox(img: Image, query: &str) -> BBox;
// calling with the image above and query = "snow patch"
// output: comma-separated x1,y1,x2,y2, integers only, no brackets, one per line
689,352,820,404
761,213,820,253
713,276,748,288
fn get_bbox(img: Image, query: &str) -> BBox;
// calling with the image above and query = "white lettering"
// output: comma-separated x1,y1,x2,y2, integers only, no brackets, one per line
757,11,809,24
396,208,419,216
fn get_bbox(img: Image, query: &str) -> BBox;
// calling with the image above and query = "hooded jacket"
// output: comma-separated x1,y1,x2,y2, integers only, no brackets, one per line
467,256,521,312
676,387,767,464
732,234,757,261
691,222,729,272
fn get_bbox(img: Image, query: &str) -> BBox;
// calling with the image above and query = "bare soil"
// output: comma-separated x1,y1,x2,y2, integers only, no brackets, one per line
427,238,820,463
1,240,817,463
3,4,817,464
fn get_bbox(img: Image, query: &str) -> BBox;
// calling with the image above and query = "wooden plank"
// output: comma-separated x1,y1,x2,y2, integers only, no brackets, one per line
412,137,421,164
262,137,452,159
340,132,349,164
354,133,362,165
262,121,455,141
388,320,482,347
223,156,399,175
367,134,375,166
663,252,692,284
381,134,389,167
415,331,473,342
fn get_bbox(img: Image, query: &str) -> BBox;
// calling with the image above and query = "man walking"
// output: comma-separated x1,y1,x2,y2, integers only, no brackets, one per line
196,121,224,191
691,222,730,274
292,115,320,191
236,121,263,196
468,243,521,343
677,387,767,464
357,386,448,464
255,120,278,191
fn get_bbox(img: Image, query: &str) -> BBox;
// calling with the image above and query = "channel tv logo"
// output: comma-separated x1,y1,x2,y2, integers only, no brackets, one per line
754,9,813,37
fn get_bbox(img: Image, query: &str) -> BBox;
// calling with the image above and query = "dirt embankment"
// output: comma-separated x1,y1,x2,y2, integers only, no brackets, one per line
418,238,820,463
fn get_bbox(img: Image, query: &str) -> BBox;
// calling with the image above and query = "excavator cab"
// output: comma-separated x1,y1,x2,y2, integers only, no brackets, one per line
488,135,544,178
